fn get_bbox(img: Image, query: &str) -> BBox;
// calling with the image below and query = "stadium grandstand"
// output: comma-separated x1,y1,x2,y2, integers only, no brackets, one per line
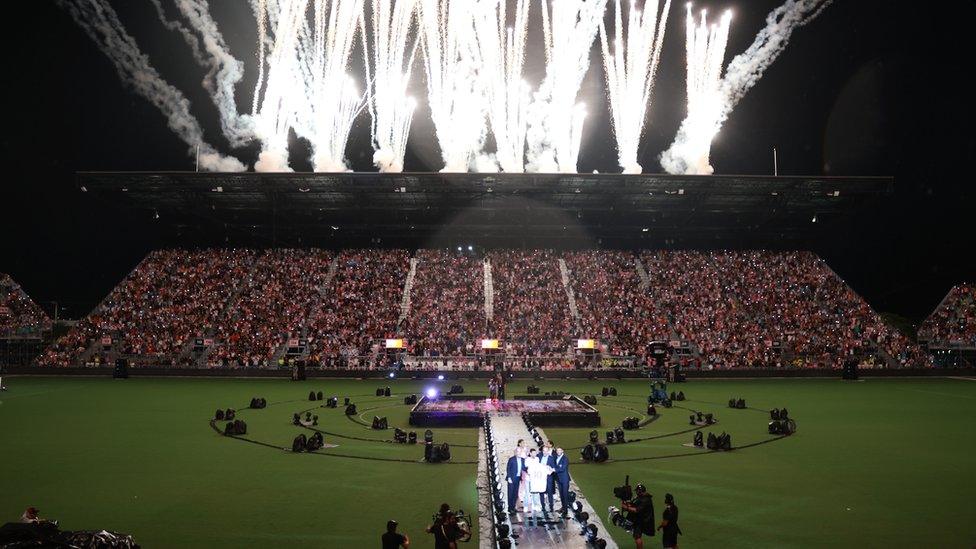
0,274,52,367
35,246,932,370
0,274,51,337
918,284,975,367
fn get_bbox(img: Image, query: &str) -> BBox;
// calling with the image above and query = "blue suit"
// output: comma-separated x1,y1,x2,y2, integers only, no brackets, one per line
505,455,525,512
552,453,571,513
538,454,556,511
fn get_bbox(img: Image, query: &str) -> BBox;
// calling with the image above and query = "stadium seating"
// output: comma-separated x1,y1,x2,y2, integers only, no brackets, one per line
0,273,51,337
305,249,410,366
39,249,256,367
641,251,931,369
400,249,486,356
33,248,933,369
563,251,670,360
209,249,333,368
488,250,574,357
919,284,976,348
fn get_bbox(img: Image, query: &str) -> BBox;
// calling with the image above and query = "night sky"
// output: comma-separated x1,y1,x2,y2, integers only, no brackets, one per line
1,1,973,326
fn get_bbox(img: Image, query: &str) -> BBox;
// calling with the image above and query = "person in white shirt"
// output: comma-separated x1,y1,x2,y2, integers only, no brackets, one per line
519,447,532,515
525,448,555,523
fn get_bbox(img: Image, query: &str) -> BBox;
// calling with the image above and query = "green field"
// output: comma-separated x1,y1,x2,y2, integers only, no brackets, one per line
1,376,974,548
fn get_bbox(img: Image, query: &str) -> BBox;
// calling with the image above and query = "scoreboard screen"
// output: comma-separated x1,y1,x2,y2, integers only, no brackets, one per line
481,339,500,350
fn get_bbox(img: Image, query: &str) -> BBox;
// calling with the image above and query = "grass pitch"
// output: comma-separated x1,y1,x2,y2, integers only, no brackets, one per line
1,376,973,548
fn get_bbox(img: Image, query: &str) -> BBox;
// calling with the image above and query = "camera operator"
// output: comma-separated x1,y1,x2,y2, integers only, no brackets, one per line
381,520,409,549
657,493,681,549
621,483,655,548
426,509,469,549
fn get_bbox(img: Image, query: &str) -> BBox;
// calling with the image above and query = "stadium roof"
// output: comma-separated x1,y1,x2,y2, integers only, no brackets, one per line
77,171,894,248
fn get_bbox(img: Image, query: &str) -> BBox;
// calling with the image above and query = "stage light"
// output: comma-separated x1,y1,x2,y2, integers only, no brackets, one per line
388,372,395,379
437,374,445,381
467,245,473,251
457,246,462,252
426,388,438,399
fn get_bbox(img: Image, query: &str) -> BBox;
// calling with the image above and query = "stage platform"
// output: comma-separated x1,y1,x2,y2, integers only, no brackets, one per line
409,395,600,427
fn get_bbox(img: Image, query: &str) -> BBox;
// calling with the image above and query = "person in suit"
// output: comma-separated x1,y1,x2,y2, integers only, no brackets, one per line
505,448,525,514
552,447,571,516
538,445,556,514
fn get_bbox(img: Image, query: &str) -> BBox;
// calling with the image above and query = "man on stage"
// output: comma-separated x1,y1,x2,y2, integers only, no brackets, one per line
538,444,557,516
505,448,525,515
553,447,571,516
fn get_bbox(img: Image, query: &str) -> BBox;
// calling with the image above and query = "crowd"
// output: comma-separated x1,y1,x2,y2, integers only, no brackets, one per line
400,249,486,356
39,250,255,366
641,251,932,369
564,251,670,360
919,284,976,348
306,249,409,364
488,250,574,356
0,274,51,337
31,247,935,370
209,250,333,368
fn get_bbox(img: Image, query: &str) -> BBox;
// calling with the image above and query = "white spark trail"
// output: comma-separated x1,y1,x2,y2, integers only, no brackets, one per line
661,0,833,175
150,0,257,148
472,0,531,173
526,0,608,173
659,4,730,175
365,0,419,172
419,0,488,172
305,0,367,172
253,0,309,172
60,0,246,172
600,0,672,174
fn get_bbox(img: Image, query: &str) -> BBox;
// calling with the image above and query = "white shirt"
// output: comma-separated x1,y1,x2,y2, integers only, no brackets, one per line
526,459,553,493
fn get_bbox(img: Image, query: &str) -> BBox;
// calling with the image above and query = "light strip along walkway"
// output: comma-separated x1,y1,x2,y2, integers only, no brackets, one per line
483,412,618,548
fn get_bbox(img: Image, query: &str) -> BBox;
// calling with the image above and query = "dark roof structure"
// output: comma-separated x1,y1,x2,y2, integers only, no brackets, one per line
77,171,894,248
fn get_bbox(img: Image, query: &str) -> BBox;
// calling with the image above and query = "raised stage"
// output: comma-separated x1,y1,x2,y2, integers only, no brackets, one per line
409,395,600,427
